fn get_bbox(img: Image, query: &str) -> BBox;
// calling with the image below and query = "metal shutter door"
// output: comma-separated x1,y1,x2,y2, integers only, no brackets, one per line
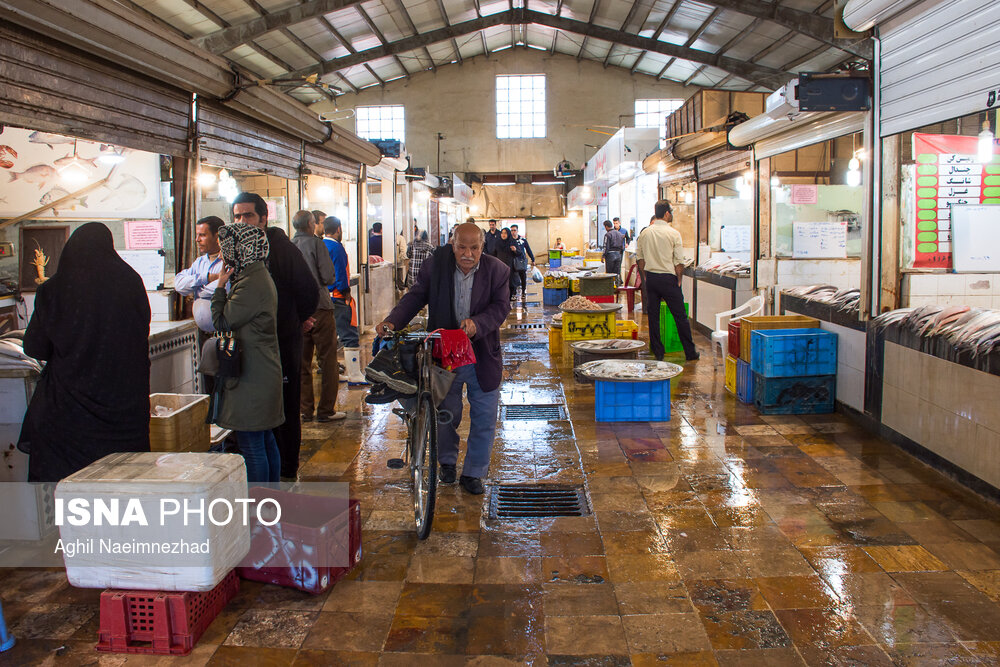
0,24,190,156
198,102,302,180
304,143,360,181
696,148,753,181
880,0,1000,137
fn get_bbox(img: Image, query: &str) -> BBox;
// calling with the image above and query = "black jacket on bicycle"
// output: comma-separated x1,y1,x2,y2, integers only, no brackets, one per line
385,245,511,392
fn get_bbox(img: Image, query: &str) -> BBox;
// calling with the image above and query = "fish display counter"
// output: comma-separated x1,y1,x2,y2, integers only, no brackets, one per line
685,261,754,335
864,305,1000,498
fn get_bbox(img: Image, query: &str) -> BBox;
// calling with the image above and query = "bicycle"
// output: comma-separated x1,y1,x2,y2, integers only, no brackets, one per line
380,331,447,540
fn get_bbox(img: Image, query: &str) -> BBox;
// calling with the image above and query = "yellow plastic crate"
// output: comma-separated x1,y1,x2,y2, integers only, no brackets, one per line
724,355,737,394
570,279,580,293
544,275,569,289
563,310,616,341
616,319,639,339
548,325,563,353
739,315,820,362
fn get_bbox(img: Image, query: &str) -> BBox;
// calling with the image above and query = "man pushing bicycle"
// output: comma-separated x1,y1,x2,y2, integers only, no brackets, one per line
373,223,512,495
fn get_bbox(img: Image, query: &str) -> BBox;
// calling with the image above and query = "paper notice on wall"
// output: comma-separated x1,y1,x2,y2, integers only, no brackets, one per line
125,220,164,249
118,250,165,291
792,221,847,258
720,225,751,253
790,185,818,205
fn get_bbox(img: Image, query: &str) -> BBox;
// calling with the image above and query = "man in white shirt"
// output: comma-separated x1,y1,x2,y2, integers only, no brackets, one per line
174,216,224,333
636,200,699,362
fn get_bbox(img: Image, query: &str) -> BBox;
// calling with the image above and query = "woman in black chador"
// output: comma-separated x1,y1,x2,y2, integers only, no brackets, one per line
20,222,151,482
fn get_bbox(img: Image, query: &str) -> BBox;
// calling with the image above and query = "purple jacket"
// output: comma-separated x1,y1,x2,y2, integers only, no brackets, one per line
386,247,511,392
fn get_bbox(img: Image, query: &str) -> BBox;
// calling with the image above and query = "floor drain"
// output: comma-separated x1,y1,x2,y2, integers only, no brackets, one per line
509,342,548,351
501,404,567,420
489,484,590,519
507,323,547,330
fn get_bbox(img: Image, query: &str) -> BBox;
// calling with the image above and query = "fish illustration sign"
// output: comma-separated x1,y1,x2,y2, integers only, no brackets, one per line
0,127,159,219
912,133,1000,269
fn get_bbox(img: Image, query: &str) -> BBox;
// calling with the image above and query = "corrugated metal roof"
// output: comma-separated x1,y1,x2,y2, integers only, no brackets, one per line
131,0,864,103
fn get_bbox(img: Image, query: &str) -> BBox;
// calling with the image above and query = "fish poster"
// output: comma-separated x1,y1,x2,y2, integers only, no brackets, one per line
912,133,1000,269
0,127,160,219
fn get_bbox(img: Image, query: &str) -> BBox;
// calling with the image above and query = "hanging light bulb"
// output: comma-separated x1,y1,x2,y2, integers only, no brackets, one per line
197,171,217,187
770,176,780,187
57,139,93,185
846,151,862,187
979,120,995,164
657,161,667,173
684,190,694,204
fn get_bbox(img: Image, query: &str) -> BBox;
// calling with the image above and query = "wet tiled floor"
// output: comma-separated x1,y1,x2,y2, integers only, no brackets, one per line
4,286,1000,665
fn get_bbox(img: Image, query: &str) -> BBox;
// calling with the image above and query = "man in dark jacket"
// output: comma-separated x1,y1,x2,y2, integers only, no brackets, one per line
232,193,319,481
376,223,511,495
484,219,500,256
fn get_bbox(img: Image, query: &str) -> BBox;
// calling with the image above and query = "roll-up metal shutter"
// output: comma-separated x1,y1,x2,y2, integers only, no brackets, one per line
696,148,752,181
755,112,865,160
879,0,1000,137
304,143,360,181
0,23,190,156
198,102,302,180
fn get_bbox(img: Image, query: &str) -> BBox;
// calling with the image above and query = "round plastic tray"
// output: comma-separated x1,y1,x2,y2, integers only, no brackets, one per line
576,359,684,383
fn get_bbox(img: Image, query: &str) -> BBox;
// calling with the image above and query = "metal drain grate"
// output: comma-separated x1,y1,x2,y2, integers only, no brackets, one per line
507,323,547,330
509,342,548,351
501,404,567,420
489,484,590,519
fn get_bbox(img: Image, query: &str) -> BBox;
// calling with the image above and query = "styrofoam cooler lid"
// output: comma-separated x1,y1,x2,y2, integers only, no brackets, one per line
57,452,247,493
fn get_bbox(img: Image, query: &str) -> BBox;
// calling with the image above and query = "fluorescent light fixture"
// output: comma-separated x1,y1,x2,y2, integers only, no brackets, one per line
532,179,564,185
979,121,994,164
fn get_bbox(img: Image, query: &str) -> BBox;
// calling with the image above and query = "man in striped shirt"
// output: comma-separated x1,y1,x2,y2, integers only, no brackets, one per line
406,230,434,287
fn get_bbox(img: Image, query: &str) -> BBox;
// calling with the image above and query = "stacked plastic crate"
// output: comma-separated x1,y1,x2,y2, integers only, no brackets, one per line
750,328,838,414
736,315,819,405
658,303,690,355
579,274,616,304
543,274,569,306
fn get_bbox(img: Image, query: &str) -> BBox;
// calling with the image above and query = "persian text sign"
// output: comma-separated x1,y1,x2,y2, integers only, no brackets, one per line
912,133,1000,268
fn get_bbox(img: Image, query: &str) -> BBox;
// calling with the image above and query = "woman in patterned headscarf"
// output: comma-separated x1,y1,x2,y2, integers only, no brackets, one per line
212,223,284,483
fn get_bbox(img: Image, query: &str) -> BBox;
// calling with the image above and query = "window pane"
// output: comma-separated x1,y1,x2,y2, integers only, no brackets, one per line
496,74,546,139
355,105,405,142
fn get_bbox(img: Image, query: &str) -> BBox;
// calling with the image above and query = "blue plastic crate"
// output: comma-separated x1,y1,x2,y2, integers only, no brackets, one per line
752,372,835,415
736,358,755,404
750,328,838,378
543,288,568,306
549,256,562,268
594,379,671,422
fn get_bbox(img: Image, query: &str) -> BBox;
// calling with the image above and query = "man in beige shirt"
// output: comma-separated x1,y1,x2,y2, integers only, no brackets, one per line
636,199,699,361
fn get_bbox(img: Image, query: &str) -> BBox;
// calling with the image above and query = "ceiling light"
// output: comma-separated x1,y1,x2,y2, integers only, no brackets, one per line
57,139,94,185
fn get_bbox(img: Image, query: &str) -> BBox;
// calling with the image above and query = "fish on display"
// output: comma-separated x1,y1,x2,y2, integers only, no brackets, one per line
39,187,90,215
99,174,147,210
7,164,57,189
27,131,75,149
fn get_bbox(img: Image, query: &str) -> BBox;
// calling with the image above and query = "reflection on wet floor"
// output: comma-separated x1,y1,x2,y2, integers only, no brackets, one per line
4,284,1000,665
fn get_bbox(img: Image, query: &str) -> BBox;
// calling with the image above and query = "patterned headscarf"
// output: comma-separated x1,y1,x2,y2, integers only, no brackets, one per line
218,223,268,279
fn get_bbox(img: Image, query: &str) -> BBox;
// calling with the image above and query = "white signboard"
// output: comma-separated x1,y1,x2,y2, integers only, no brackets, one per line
118,250,165,291
951,204,1000,273
720,225,751,253
792,221,847,258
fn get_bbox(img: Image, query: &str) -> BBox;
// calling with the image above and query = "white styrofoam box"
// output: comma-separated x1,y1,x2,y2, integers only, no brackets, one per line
148,292,171,320
0,371,38,483
56,452,250,591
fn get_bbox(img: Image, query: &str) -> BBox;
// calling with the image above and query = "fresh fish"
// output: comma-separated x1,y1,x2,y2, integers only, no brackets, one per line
923,305,970,337
7,164,57,189
99,174,147,209
28,131,74,149
872,308,913,331
52,155,98,170
39,187,89,215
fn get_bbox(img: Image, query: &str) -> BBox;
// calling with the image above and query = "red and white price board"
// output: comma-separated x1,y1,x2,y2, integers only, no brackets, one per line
912,133,1000,268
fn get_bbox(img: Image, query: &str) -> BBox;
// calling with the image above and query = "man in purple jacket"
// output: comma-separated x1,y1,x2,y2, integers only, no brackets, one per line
376,223,511,495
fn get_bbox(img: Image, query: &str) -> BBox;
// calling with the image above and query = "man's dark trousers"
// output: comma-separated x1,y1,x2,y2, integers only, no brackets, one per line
644,271,697,359
274,332,303,478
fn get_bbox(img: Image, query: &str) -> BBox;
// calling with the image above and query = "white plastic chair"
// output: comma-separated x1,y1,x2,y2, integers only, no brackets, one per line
712,295,765,366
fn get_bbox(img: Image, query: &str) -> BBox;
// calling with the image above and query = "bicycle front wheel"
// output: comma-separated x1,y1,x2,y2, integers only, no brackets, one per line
411,391,438,540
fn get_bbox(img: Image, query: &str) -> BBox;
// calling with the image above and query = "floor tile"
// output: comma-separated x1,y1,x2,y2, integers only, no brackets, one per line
621,613,712,653
544,615,628,655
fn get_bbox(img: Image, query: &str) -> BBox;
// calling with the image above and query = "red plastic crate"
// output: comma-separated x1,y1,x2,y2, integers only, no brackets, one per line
238,492,362,595
584,295,615,304
728,319,742,358
96,569,239,656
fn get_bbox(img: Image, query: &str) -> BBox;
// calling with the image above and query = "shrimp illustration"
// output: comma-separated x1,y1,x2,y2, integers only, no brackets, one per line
31,240,50,285
0,145,16,169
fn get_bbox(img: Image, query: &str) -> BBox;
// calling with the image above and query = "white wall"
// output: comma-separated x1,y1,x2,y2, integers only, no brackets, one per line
324,50,693,174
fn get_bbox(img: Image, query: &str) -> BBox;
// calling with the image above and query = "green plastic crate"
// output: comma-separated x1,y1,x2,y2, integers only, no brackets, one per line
658,302,689,354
